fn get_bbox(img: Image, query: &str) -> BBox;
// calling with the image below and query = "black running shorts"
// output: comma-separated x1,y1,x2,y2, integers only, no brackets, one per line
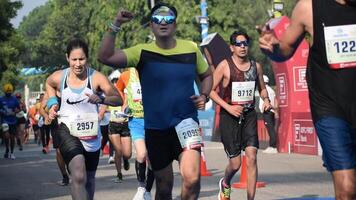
108,121,130,137
145,128,195,171
56,123,100,171
219,109,259,158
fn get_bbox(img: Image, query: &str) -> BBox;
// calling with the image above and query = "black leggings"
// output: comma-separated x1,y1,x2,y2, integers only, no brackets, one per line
41,125,51,147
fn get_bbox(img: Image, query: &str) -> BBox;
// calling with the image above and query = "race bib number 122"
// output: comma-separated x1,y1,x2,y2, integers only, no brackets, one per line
324,24,356,69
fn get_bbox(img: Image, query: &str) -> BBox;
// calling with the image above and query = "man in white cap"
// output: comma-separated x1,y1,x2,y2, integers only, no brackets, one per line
259,75,279,154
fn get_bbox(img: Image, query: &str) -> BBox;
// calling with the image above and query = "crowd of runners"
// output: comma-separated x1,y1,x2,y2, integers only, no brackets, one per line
1,1,355,200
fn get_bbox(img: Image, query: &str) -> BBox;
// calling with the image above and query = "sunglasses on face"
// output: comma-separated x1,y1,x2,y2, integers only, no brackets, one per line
151,15,176,24
233,40,249,47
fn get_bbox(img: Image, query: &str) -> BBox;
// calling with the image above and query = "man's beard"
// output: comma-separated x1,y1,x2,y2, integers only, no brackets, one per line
345,0,356,6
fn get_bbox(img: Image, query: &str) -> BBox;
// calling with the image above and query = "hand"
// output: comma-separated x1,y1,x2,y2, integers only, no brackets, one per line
257,24,279,53
113,9,134,26
226,104,244,117
86,93,104,104
190,95,206,110
262,98,272,112
49,105,58,120
44,115,52,125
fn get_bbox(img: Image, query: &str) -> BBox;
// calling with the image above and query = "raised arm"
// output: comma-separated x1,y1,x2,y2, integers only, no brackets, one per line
97,9,134,68
258,0,312,61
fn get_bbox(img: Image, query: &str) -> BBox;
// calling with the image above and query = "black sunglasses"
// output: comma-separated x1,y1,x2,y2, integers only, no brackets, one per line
233,40,249,47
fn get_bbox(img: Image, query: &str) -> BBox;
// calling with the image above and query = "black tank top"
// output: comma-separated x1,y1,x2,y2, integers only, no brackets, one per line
308,0,356,127
222,57,257,109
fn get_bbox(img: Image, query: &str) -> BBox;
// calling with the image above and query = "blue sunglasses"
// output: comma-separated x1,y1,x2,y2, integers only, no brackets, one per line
234,40,249,47
151,15,176,24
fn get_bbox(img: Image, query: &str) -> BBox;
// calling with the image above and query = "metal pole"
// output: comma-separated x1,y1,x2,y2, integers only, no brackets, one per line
200,0,209,42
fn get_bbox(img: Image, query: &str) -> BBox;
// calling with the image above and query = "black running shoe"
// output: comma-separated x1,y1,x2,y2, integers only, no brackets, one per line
114,173,123,183
123,159,130,171
58,176,69,186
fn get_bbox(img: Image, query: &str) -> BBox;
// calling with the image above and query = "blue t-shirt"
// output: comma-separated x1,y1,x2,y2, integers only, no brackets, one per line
123,39,209,130
0,95,20,125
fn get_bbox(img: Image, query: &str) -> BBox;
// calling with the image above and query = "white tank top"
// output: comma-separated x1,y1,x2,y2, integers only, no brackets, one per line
58,68,101,152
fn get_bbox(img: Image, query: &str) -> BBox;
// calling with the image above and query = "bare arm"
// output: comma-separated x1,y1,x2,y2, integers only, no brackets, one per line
256,63,272,112
98,105,107,121
198,67,213,98
45,70,62,119
95,73,122,106
39,92,49,118
97,9,134,68
209,61,230,111
259,0,312,61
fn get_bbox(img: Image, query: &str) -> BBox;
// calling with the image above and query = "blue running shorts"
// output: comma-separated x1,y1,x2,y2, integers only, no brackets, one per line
129,118,145,142
315,116,356,172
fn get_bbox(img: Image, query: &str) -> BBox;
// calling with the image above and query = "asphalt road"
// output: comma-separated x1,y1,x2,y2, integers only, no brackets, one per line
0,140,334,200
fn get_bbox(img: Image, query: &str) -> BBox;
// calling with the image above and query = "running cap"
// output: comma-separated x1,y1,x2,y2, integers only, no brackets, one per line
3,83,14,93
150,2,177,18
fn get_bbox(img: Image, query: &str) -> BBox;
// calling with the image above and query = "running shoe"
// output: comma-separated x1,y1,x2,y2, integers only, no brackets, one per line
218,178,231,200
4,152,9,158
42,147,47,154
123,158,130,170
144,191,152,200
114,173,123,183
58,176,69,186
108,156,115,164
263,147,278,154
19,145,23,151
133,187,146,200
10,153,16,160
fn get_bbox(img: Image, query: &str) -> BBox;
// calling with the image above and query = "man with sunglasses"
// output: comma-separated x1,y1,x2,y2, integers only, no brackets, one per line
98,2,213,200
209,30,271,200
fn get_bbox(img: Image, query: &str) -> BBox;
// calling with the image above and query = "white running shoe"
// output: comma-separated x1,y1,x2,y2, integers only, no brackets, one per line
263,147,278,154
143,191,152,200
10,153,16,160
108,156,115,164
133,187,146,200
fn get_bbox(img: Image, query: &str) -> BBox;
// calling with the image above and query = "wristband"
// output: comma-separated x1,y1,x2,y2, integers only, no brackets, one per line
108,22,121,34
46,96,58,109
201,93,210,103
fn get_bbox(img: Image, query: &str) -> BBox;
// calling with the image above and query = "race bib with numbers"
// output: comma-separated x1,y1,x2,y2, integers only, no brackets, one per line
231,81,255,105
324,24,356,69
67,113,98,140
109,108,129,123
131,82,142,102
175,118,202,150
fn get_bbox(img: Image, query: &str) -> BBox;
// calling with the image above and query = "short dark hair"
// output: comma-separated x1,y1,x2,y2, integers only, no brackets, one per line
229,30,250,45
66,38,89,58
150,2,178,18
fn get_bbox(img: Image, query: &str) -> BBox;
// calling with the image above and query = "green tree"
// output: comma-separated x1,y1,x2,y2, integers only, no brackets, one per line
0,0,23,84
18,0,298,81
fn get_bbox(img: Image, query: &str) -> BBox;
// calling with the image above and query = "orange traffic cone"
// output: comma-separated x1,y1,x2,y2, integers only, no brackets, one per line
103,144,109,155
232,154,266,188
199,128,212,176
200,146,212,176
